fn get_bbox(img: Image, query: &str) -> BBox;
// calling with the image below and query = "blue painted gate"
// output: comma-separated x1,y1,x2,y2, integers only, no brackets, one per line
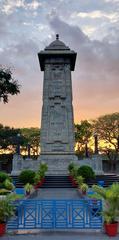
7,199,102,230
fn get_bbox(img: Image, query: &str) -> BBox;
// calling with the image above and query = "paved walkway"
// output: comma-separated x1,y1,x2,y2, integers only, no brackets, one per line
1,231,119,240
33,188,81,200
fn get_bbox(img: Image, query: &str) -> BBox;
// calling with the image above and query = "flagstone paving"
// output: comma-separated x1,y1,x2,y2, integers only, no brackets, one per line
1,231,119,240
32,188,81,200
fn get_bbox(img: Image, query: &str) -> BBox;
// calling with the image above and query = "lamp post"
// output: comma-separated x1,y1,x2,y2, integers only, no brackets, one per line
27,144,31,158
94,132,98,155
85,140,89,158
16,133,21,155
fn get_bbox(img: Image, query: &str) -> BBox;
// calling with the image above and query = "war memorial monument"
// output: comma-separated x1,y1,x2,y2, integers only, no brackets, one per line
11,35,103,175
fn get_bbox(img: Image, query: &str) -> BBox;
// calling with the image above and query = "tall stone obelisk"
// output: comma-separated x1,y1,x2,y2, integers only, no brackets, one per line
38,34,77,174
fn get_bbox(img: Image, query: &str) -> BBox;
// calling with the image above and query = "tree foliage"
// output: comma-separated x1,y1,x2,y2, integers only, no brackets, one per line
20,128,40,155
93,112,119,171
75,120,93,157
0,124,21,150
0,124,40,155
0,67,20,103
0,112,119,169
77,165,95,181
19,169,35,185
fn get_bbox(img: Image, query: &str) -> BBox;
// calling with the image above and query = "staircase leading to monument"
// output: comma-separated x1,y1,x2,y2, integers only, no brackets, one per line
12,176,23,188
11,174,119,188
41,174,119,188
87,174,119,187
41,176,73,188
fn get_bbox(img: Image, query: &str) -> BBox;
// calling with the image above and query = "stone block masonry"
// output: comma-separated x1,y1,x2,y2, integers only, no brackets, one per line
38,35,78,174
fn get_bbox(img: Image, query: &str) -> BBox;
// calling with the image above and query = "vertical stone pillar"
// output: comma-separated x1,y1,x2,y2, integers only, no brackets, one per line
38,35,77,174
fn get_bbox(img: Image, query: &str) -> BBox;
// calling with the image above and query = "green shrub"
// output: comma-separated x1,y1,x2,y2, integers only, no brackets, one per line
3,179,15,191
38,170,45,179
76,176,84,187
19,170,35,185
39,163,48,172
34,173,41,184
92,183,119,224
0,189,11,195
68,162,75,173
24,183,33,193
80,183,88,192
0,196,15,222
0,172,11,183
37,163,48,179
77,165,95,181
70,166,79,179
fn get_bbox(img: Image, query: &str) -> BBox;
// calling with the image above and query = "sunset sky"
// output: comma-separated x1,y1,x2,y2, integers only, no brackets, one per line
0,0,119,128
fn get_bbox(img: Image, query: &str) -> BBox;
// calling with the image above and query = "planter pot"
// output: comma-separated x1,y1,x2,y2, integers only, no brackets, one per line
34,184,39,189
77,188,81,193
72,179,77,187
68,175,73,181
104,222,118,237
72,181,77,187
82,190,86,195
26,191,30,196
77,188,82,196
0,223,6,236
34,178,45,189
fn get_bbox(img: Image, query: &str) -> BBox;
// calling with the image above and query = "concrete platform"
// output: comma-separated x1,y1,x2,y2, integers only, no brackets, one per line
1,231,119,240
32,188,81,200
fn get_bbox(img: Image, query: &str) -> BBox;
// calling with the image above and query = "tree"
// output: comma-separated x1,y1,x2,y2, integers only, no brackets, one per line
0,124,40,155
20,128,40,155
0,124,21,152
75,120,93,158
0,67,20,103
93,112,119,172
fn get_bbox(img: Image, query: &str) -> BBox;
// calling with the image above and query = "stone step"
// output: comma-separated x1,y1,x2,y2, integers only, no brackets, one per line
11,174,119,189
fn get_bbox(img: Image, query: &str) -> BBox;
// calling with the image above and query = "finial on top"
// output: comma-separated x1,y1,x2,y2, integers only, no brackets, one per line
56,34,59,40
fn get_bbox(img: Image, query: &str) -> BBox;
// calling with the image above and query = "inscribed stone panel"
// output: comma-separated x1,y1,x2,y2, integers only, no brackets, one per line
48,103,68,144
49,65,66,98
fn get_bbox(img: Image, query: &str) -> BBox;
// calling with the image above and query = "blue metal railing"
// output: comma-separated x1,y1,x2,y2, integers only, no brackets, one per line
7,199,102,230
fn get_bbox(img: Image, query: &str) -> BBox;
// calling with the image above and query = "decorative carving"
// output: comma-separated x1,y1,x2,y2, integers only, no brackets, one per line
48,103,68,144
44,64,50,71
49,65,66,98
65,64,70,71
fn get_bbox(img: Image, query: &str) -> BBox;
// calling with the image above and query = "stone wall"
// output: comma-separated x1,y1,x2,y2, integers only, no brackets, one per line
11,154,104,175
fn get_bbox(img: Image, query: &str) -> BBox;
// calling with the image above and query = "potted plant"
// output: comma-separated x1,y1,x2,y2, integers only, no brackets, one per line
24,183,33,196
3,179,15,191
68,162,75,180
77,165,95,182
19,169,35,185
38,163,48,181
34,173,41,189
34,163,48,189
70,166,78,187
80,183,88,195
76,176,84,194
0,197,15,236
93,183,119,236
39,162,48,174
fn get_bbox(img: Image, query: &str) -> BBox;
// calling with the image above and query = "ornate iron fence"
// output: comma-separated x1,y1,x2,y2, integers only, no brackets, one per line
7,199,102,230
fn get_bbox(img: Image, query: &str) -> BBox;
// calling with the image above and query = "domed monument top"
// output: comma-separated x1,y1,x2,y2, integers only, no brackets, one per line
45,34,70,51
38,34,76,71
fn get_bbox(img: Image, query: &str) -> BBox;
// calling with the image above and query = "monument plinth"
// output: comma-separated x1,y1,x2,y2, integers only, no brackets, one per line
38,35,77,174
